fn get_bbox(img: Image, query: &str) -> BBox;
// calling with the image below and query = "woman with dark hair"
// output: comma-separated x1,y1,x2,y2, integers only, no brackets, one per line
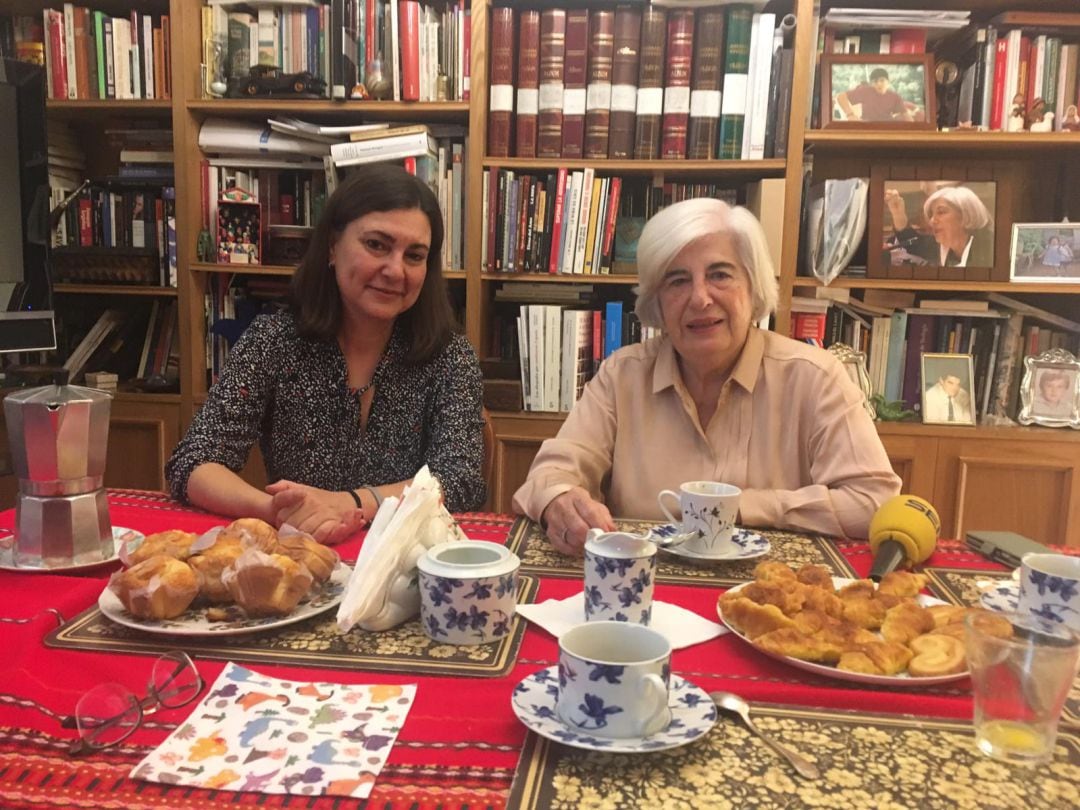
166,164,485,543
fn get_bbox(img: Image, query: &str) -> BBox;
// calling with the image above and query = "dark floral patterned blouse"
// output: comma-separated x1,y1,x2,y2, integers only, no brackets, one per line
165,311,486,512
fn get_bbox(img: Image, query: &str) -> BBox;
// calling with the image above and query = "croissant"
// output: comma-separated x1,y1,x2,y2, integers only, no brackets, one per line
720,597,795,639
753,561,797,583
755,628,846,664
795,564,835,591
739,579,808,616
841,597,887,630
881,601,935,645
878,570,929,598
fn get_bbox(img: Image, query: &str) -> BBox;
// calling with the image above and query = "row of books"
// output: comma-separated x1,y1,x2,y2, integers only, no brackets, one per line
481,169,742,276
201,0,470,102
205,275,290,385
62,300,179,386
53,182,174,253
16,6,173,100
515,301,659,413
488,4,795,162
790,292,1080,423
940,12,1080,133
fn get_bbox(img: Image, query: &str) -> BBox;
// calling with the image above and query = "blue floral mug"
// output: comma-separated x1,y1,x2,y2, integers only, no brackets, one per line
583,530,657,625
1018,553,1080,632
417,541,520,645
657,481,741,557
556,621,672,739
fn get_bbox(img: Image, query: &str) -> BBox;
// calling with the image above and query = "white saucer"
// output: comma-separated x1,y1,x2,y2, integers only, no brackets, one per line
0,527,144,573
653,527,771,563
511,666,717,753
980,581,1019,613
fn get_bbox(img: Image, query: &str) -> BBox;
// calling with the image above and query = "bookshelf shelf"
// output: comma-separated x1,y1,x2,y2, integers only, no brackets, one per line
191,261,295,277
804,130,1080,152
445,270,467,280
481,272,637,286
791,278,1080,295
481,157,788,175
53,284,179,297
114,390,182,405
46,99,172,118
185,100,470,121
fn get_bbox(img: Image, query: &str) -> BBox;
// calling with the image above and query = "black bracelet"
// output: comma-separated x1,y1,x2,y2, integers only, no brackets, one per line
344,489,364,509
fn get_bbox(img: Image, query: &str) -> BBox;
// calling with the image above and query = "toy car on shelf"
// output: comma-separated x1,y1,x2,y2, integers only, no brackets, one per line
227,65,327,98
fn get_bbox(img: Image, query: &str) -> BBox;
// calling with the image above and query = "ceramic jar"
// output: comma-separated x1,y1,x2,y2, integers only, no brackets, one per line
417,541,520,645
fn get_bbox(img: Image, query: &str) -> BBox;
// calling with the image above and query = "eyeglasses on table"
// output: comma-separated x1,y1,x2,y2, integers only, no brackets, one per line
62,650,204,755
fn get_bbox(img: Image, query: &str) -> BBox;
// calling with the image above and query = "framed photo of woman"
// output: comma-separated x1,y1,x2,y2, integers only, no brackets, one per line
1009,223,1080,283
1018,349,1080,429
821,53,936,130
920,353,976,426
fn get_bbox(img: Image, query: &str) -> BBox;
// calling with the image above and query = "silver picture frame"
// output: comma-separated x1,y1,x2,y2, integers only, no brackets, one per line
1018,348,1080,429
828,342,875,419
920,353,976,426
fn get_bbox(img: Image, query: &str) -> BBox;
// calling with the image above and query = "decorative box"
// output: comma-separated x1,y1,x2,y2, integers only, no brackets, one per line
216,188,262,264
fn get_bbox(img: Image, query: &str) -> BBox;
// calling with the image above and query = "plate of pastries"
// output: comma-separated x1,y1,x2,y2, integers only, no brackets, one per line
717,561,1012,686
100,518,350,636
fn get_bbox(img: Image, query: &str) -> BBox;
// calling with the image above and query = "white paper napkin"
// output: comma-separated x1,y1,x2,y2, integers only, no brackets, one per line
517,593,729,650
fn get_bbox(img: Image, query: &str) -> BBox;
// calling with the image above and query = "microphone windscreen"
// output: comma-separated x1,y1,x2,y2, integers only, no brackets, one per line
868,495,940,565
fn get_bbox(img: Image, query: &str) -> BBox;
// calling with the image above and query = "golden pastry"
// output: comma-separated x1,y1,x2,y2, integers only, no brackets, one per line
755,628,846,664
219,518,279,552
908,634,967,677
720,597,796,639
878,570,929,598
127,530,198,566
927,604,969,629
841,596,887,630
881,601,934,645
738,579,807,616
795,564,835,591
856,640,913,675
752,561,797,582
225,551,314,617
108,555,198,620
274,533,339,582
187,536,246,603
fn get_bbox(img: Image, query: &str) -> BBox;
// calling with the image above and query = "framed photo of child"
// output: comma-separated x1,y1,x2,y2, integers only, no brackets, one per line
1018,349,1080,429
1009,223,1080,283
821,53,936,130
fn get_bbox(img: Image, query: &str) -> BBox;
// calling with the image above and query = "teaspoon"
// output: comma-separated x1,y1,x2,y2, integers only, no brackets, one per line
710,691,820,779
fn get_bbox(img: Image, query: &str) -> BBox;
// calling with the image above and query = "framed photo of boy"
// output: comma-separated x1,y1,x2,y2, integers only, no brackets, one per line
1018,349,1080,429
920,353,976,426
821,53,936,130
1009,223,1080,283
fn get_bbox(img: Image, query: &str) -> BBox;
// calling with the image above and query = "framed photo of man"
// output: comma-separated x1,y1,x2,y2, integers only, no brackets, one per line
920,353,976,426
1009,224,1080,283
821,53,936,130
1018,349,1080,429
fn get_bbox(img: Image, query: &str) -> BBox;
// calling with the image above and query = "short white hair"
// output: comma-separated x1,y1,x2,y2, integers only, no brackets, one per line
923,186,992,232
633,197,778,329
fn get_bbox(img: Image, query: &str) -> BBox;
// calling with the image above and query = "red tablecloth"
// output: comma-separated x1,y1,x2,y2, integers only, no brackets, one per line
0,490,1024,809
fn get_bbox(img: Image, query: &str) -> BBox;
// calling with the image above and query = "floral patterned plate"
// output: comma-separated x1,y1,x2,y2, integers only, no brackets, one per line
511,665,717,753
654,527,771,563
719,577,970,687
98,562,351,636
0,527,144,573
979,581,1019,613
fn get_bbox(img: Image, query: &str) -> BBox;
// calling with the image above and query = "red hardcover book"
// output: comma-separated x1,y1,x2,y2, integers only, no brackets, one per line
634,7,667,160
538,9,567,158
600,176,621,272
72,6,91,100
591,309,603,374
398,1,420,101
660,10,694,159
487,7,515,158
366,0,376,69
687,10,725,160
889,28,927,54
608,6,642,159
548,168,568,274
791,312,827,345
584,10,615,159
78,197,92,247
990,36,1009,130
515,10,541,158
561,10,589,159
46,9,67,100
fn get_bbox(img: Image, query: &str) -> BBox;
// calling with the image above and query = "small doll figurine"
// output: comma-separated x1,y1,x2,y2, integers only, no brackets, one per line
1026,97,1046,129
1062,104,1080,132
1007,93,1026,131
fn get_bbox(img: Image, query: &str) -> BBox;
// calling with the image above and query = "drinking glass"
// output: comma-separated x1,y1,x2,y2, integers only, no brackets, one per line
965,611,1080,765
64,651,204,755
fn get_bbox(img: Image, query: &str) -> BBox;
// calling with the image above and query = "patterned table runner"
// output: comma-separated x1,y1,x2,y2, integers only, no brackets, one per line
506,517,858,586
509,702,1080,809
46,576,539,678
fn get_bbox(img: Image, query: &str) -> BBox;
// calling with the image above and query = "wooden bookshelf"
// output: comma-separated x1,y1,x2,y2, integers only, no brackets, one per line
804,130,1080,152
53,284,179,296
792,278,1080,294
481,157,788,175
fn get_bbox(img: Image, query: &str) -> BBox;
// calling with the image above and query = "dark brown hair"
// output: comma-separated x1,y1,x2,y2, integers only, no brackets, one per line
289,163,455,364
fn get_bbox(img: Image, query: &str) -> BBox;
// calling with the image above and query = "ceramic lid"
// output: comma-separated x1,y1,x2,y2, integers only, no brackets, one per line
418,541,519,580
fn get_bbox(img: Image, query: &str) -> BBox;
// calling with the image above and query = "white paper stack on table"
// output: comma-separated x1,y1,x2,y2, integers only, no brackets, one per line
337,465,467,632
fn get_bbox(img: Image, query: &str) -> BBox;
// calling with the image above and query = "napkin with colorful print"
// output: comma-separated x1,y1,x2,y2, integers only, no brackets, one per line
131,663,416,799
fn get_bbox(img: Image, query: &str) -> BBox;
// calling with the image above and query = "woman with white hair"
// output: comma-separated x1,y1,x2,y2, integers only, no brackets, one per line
513,197,900,555
884,185,993,267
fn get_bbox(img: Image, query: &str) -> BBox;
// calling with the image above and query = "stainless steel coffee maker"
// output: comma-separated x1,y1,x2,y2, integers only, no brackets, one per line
3,370,113,568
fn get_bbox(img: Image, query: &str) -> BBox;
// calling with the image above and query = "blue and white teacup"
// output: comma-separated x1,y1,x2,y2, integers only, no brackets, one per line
417,541,520,645
1018,553,1080,632
658,481,742,557
556,621,671,739
583,529,656,625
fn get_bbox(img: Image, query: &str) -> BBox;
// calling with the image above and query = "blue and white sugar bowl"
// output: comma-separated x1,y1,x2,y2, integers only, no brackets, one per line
417,541,520,645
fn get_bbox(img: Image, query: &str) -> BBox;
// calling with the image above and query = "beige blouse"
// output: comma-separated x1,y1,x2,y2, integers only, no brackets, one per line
512,328,901,539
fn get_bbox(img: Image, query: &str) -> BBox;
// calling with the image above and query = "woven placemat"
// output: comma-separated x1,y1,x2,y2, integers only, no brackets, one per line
46,576,538,678
505,517,857,587
509,701,1079,809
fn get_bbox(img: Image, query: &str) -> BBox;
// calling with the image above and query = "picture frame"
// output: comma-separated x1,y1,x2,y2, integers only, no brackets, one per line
827,342,876,420
920,353,976,426
1009,223,1080,283
821,53,936,131
1018,349,1080,429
